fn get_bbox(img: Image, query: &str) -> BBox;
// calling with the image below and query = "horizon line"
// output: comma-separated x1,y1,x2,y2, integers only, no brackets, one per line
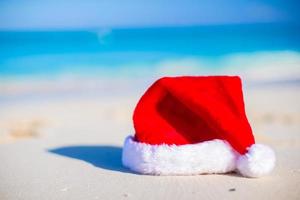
0,21,299,32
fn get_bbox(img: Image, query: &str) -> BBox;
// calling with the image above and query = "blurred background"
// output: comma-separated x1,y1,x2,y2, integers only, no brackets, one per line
0,0,299,87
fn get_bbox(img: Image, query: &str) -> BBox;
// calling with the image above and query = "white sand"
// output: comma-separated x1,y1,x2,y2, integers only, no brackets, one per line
0,79,300,200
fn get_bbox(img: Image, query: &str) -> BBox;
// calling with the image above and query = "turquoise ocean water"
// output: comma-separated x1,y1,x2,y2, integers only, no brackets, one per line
0,23,299,78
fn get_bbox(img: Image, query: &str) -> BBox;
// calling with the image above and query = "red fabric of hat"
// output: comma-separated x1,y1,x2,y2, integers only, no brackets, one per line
134,76,254,154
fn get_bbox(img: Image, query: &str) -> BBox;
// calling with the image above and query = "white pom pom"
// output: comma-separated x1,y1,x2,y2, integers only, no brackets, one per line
237,144,276,178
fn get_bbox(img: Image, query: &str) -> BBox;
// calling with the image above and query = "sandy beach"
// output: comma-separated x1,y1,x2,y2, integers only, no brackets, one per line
0,77,299,200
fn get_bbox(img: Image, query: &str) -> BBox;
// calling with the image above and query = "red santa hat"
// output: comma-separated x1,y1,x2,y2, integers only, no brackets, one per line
122,76,275,177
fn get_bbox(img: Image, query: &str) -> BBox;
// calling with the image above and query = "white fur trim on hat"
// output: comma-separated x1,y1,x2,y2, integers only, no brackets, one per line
122,136,238,175
236,144,276,178
122,136,276,177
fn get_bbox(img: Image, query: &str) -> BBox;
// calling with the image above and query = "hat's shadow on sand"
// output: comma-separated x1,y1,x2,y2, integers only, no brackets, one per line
48,145,132,173
48,146,242,178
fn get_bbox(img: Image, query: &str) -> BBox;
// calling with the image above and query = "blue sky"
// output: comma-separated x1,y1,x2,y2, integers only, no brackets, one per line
0,0,299,30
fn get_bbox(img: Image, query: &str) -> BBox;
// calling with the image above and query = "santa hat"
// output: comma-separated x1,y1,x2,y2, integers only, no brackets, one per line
122,76,275,177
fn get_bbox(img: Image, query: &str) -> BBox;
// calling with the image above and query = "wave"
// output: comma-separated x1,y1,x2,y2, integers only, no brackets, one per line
153,51,300,83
